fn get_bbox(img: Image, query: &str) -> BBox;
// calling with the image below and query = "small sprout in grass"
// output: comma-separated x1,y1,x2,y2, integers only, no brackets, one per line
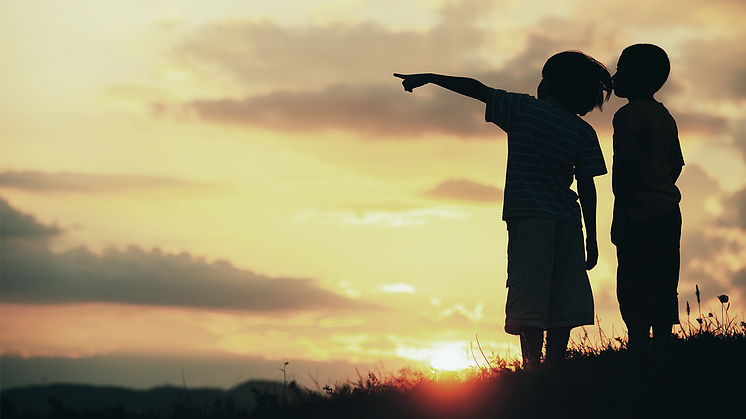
280,362,290,404
718,294,729,304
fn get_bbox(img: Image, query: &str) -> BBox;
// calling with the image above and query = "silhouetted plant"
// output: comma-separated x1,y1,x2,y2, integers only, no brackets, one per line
680,285,743,338
278,362,289,405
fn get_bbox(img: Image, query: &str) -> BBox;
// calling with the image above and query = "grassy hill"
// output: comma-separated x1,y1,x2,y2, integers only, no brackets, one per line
3,330,743,419
3,292,745,419
268,329,746,419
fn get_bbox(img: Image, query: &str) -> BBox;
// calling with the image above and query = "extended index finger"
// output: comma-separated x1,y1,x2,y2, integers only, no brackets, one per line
393,73,406,79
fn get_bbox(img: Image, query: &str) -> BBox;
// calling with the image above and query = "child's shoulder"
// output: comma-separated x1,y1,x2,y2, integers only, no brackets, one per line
614,100,676,133
613,100,658,124
615,99,668,116
614,100,657,123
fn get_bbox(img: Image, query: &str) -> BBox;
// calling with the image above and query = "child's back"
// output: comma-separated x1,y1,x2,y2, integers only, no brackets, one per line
612,99,682,220
488,88,605,226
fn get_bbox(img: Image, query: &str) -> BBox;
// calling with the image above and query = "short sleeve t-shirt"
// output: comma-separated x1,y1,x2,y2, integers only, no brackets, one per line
485,88,607,227
612,100,684,220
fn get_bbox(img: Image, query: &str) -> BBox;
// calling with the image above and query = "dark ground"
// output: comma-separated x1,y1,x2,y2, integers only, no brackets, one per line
2,332,745,419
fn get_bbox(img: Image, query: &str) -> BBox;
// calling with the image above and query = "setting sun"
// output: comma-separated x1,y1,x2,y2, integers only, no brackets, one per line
429,348,470,371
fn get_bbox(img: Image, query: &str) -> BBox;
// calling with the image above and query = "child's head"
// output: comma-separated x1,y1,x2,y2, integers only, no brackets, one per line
537,51,612,116
613,44,670,99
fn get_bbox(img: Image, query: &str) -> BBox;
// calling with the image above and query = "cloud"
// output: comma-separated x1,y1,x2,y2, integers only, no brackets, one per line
721,186,746,230
184,84,495,138
421,302,486,329
169,2,494,93
344,199,434,215
734,268,746,294
381,283,415,294
677,164,723,229
680,225,746,303
0,200,369,312
673,112,731,136
141,0,746,144
580,0,746,29
294,206,468,227
677,165,746,301
681,36,746,100
161,5,619,139
172,16,624,138
424,178,502,203
734,120,746,164
0,199,62,239
0,171,196,192
176,35,595,139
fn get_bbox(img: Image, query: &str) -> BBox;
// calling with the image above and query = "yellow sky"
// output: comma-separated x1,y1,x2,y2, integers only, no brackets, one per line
2,0,746,389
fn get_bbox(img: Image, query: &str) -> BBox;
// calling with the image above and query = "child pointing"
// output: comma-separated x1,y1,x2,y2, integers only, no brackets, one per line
395,51,611,366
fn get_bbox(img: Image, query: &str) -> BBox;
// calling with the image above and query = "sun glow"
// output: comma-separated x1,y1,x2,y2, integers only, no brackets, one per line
429,348,469,371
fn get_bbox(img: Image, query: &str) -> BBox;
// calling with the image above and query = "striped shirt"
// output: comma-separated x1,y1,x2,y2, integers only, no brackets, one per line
485,88,607,227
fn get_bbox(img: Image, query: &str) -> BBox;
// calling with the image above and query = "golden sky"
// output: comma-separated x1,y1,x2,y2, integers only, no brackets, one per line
2,0,746,389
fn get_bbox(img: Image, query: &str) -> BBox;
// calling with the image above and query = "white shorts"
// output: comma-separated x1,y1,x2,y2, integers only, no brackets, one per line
504,217,594,331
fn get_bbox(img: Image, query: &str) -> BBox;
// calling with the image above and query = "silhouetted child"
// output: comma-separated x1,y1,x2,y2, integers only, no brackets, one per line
395,50,611,367
611,44,684,349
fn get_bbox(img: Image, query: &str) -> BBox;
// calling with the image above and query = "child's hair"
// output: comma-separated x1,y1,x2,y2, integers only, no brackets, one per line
620,43,670,94
541,51,612,116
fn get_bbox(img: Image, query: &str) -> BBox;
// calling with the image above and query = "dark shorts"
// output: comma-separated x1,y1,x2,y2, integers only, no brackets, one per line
616,207,681,326
505,218,594,331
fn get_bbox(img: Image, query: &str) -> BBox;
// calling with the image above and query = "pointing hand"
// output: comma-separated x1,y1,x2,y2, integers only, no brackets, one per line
394,73,429,92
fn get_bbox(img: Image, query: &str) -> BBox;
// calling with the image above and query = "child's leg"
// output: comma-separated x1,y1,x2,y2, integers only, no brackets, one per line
544,222,591,362
519,326,544,368
505,218,555,367
653,323,673,343
617,215,666,348
656,207,682,342
546,326,572,361
627,323,650,349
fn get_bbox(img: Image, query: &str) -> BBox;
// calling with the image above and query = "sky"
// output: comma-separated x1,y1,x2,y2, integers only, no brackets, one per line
1,0,746,391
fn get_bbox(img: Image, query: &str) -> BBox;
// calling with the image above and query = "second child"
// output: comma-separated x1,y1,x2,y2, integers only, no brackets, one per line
611,44,684,348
